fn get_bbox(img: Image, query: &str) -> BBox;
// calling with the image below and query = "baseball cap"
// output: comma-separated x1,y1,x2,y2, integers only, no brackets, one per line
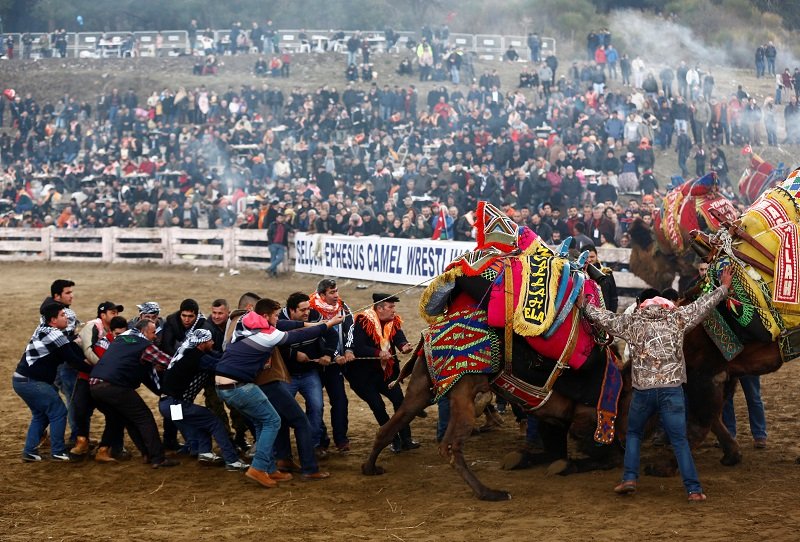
97,301,124,316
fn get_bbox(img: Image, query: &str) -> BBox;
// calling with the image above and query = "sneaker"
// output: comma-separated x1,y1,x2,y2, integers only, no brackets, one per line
754,438,767,449
152,458,180,469
226,460,249,472
51,453,71,462
336,442,351,453
22,452,42,463
688,492,707,502
401,439,421,451
197,452,224,466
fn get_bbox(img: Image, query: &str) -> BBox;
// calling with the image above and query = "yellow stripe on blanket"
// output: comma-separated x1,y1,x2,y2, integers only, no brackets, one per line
735,187,800,326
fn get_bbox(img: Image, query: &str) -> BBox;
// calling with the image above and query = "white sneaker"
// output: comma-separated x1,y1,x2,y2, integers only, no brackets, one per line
197,452,224,466
51,453,71,462
22,452,42,462
226,460,249,471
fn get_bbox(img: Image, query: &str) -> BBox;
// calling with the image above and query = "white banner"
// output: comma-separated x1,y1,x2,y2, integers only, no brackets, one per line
294,233,475,285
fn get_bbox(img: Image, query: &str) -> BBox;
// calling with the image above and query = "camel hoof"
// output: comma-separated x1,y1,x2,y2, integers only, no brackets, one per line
478,489,512,501
500,451,529,470
720,453,742,467
546,459,572,476
361,463,386,476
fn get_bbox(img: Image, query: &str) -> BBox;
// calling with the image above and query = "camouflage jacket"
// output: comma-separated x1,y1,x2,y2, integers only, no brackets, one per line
583,285,727,390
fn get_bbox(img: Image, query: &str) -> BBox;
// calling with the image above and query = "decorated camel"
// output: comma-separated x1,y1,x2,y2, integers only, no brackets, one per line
362,184,800,499
633,167,800,469
628,171,739,291
361,202,632,500
738,145,787,205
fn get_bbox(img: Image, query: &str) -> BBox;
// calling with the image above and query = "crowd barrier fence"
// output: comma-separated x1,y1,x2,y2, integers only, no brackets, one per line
0,228,649,292
0,30,555,60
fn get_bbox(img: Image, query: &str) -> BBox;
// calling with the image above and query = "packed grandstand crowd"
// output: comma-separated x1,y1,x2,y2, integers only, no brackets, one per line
0,24,785,251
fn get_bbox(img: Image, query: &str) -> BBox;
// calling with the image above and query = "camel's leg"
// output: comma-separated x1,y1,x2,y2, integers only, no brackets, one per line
711,413,742,466
362,357,433,476
441,375,511,501
710,377,742,466
562,404,621,474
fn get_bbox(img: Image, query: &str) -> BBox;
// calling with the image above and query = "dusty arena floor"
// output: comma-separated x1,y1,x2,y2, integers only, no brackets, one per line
1,261,799,541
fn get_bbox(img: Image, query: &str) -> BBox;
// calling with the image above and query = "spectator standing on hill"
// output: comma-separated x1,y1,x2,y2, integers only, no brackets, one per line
765,41,777,76
755,44,765,78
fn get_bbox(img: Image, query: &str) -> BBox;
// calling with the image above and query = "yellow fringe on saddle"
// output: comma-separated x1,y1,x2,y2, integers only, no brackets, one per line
418,266,463,325
735,187,800,330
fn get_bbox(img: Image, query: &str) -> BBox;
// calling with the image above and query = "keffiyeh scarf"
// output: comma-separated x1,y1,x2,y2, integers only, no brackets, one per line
24,324,69,366
137,301,161,315
168,329,213,370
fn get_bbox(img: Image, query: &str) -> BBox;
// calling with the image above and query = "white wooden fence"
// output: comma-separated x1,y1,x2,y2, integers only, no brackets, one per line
0,227,274,270
0,227,650,290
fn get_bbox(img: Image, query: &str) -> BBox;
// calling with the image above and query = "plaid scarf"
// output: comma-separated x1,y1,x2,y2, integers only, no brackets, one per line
24,324,69,366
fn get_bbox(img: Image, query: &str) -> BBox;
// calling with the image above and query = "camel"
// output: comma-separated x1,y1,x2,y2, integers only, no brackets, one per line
360,335,631,501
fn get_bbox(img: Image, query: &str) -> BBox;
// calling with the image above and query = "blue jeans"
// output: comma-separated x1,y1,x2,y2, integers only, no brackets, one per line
287,371,323,448
623,387,702,495
722,375,767,440
526,414,540,445
158,397,240,464
268,243,287,274
261,381,319,474
55,363,78,442
13,377,68,456
218,384,280,473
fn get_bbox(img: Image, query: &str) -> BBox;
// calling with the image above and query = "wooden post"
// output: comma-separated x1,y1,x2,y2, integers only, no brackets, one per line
102,228,115,262
41,228,52,261
163,227,173,265
223,228,234,269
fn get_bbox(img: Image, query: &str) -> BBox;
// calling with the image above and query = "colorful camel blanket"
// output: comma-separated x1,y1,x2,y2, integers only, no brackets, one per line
424,305,502,402
730,179,800,333
654,172,739,255
738,148,787,205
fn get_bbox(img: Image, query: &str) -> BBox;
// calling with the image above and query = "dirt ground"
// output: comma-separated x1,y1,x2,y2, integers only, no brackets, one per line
1,261,800,542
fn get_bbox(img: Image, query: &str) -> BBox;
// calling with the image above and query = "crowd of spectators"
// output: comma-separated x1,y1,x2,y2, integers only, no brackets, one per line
0,23,781,252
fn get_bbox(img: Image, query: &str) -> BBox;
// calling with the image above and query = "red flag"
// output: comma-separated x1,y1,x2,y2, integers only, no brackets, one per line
432,207,447,239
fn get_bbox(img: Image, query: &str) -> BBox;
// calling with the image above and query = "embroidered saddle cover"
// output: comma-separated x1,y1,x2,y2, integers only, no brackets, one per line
738,148,787,205
720,176,800,337
654,172,739,255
